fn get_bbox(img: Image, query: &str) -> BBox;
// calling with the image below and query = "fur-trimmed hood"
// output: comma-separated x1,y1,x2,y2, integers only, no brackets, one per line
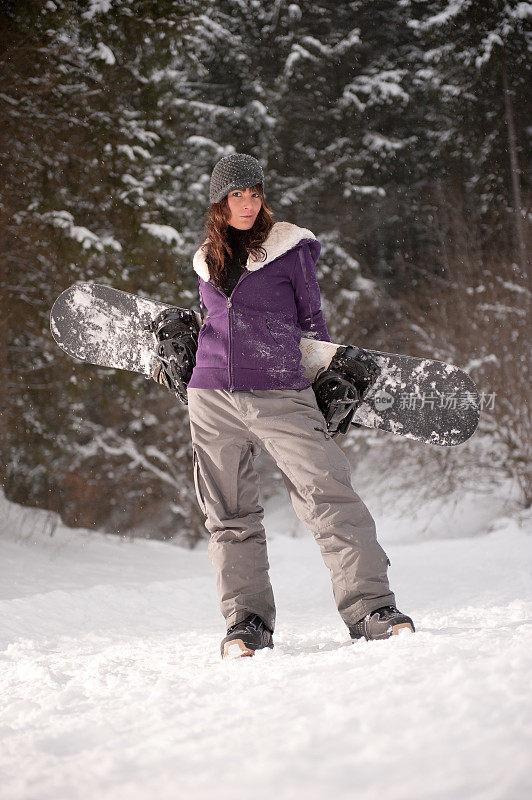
192,221,318,281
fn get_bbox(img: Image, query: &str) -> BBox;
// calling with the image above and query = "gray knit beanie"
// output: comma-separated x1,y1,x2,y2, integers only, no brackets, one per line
209,153,264,204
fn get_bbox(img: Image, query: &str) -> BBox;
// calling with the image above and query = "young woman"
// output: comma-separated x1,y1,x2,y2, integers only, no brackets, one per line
186,153,414,658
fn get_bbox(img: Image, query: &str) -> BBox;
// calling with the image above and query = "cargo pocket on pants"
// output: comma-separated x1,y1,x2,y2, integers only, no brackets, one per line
192,447,207,515
303,416,352,479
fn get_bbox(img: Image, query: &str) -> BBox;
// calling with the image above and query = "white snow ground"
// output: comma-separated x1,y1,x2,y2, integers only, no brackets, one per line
1,490,531,800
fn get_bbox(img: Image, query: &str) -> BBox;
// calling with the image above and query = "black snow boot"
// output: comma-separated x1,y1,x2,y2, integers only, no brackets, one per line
349,606,415,641
221,614,274,659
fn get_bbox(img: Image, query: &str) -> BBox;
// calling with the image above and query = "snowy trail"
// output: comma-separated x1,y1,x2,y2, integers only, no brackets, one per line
1,498,531,800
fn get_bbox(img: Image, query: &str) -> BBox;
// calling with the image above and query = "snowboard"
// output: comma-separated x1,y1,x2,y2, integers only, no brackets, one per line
50,283,480,446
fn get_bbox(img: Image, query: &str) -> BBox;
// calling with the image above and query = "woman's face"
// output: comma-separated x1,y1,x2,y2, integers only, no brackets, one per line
226,186,262,230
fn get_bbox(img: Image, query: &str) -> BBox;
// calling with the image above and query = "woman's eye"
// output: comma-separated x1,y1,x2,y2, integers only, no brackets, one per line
231,191,260,198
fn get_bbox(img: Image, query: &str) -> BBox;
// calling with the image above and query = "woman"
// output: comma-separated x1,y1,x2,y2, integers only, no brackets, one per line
186,153,413,658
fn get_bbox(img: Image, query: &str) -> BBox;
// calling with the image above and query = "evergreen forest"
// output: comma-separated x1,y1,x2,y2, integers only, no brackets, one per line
1,0,529,541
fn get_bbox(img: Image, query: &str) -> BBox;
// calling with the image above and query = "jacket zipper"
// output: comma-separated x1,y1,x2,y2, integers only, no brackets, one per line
208,263,252,392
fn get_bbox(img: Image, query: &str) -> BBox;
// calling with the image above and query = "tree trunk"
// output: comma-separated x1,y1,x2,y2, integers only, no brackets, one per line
501,61,527,273
0,238,8,483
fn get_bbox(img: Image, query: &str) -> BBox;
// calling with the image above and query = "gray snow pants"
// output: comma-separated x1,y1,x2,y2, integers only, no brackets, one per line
188,387,395,632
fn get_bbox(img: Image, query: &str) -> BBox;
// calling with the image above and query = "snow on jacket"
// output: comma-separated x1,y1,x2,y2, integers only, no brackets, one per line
187,221,331,391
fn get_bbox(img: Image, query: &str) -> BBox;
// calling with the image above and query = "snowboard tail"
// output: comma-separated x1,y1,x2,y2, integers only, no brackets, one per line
50,283,167,376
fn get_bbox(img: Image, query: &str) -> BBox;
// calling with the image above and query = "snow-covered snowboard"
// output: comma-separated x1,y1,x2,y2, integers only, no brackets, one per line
50,283,480,446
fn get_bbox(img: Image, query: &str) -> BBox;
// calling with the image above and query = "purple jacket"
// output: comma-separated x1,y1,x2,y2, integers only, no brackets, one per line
187,222,331,391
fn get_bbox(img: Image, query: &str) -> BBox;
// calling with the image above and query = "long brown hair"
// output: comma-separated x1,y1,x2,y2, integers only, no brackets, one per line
200,185,275,287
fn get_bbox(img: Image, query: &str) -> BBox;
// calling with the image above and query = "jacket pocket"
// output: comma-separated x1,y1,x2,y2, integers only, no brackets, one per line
265,315,294,343
264,317,301,370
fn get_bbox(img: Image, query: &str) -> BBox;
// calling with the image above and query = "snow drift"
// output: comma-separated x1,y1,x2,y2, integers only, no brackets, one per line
0,491,531,800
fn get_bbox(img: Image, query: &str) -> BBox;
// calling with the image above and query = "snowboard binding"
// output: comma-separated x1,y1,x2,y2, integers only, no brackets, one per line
146,307,200,404
312,345,381,437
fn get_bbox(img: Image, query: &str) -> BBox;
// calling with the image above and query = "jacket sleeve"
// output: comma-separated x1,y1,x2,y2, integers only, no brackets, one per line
291,242,331,342
198,276,206,323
